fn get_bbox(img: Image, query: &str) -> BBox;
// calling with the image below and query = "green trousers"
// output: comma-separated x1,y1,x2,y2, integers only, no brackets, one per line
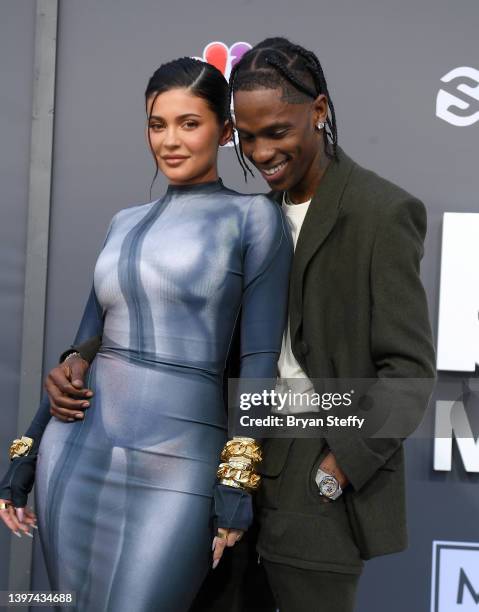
263,560,360,612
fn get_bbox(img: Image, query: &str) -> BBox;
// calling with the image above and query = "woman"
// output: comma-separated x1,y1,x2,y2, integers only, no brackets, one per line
0,57,291,611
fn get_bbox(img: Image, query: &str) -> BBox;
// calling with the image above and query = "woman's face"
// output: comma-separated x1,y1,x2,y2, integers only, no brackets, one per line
146,88,231,185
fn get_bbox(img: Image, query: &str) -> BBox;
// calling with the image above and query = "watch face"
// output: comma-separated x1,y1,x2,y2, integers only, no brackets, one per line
319,475,338,497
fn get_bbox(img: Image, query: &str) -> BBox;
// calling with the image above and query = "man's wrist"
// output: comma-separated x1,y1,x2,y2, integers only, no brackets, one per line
59,348,81,363
319,452,349,488
315,468,343,500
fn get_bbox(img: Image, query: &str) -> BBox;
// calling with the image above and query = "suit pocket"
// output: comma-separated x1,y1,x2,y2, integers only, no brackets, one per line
344,447,407,560
307,444,332,504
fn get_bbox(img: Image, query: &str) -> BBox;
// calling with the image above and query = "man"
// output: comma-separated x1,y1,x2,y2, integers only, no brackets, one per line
5,37,435,611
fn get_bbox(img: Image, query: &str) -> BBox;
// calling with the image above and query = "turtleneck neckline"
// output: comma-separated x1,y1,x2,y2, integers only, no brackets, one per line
166,178,224,196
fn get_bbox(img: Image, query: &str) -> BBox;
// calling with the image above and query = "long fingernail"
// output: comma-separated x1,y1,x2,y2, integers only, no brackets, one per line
24,531,34,538
211,537,216,551
212,559,219,569
13,531,22,538
31,524,38,530
75,413,84,419
82,402,90,408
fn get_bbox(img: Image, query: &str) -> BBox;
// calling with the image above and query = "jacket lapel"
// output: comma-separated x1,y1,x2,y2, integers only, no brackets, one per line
277,148,355,344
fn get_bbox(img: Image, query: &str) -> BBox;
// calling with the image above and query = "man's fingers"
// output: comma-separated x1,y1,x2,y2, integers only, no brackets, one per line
49,401,85,422
46,375,90,400
44,362,93,421
68,357,90,389
47,387,89,410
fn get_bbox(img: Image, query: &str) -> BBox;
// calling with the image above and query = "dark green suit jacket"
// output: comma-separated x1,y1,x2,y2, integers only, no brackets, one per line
256,148,436,573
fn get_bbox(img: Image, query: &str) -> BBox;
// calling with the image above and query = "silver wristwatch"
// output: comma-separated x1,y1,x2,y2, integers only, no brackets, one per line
315,468,342,500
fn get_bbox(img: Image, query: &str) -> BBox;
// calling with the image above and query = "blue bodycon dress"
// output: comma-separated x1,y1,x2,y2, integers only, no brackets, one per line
33,179,291,611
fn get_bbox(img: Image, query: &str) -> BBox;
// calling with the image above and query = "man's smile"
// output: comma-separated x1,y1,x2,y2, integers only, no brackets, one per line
258,159,289,182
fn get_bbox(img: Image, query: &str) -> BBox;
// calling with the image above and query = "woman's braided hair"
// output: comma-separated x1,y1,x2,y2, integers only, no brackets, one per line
229,37,338,180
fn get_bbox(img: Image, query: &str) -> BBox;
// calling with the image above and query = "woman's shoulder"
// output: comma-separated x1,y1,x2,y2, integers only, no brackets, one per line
110,200,158,225
227,190,289,251
221,187,282,218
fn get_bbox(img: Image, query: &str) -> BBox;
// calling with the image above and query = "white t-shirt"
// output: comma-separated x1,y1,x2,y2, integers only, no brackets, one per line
277,193,315,402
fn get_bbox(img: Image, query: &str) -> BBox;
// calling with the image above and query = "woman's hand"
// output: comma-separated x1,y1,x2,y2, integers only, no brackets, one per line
0,499,37,537
211,527,244,569
45,356,93,422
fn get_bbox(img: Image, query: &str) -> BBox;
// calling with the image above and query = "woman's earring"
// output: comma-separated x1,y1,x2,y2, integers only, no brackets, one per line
316,122,326,130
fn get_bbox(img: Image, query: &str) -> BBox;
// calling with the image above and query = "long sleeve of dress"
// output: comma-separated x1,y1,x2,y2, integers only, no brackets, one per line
24,285,105,441
0,286,105,506
214,195,292,529
239,195,292,378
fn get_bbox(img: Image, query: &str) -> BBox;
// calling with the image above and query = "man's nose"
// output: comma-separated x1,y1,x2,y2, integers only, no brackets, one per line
251,143,275,166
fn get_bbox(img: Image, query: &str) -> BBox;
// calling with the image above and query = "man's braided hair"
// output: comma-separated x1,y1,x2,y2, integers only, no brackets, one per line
229,37,338,180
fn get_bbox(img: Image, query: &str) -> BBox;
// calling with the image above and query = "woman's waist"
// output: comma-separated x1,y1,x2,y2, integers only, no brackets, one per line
97,342,225,379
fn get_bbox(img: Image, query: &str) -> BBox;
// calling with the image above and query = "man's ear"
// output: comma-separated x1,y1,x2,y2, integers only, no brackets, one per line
312,94,328,128
219,120,234,146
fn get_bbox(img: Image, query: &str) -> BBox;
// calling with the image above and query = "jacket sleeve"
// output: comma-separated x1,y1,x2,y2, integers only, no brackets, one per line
325,198,436,491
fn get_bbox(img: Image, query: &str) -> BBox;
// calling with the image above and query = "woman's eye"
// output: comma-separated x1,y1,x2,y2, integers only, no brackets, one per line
149,123,163,131
183,121,199,129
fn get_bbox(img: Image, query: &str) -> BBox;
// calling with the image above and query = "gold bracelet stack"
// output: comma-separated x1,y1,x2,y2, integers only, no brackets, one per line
216,437,262,492
9,436,34,460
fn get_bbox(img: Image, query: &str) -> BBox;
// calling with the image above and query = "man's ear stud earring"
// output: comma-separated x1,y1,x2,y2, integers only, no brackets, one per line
316,122,326,130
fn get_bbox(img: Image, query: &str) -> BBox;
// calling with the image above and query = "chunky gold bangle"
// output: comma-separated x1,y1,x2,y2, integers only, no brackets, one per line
219,478,243,489
221,438,263,464
228,457,253,470
216,463,261,491
9,436,34,461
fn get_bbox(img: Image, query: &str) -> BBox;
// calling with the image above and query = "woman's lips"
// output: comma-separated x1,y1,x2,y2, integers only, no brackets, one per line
162,156,189,167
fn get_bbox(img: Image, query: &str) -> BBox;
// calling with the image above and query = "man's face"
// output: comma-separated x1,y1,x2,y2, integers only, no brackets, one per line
233,88,323,193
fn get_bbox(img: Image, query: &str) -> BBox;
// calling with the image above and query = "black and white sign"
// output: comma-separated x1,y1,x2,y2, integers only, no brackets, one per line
431,541,479,611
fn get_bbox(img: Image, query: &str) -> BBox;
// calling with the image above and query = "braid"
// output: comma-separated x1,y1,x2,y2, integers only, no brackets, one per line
263,56,317,99
229,63,255,180
230,38,338,159
289,44,338,151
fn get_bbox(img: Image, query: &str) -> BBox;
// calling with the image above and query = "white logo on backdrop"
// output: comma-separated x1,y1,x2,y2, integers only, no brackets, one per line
436,67,479,126
435,213,479,473
434,401,479,472
431,541,479,611
436,213,479,372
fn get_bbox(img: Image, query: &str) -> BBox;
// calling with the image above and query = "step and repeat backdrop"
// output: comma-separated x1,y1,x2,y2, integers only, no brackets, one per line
1,1,478,610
